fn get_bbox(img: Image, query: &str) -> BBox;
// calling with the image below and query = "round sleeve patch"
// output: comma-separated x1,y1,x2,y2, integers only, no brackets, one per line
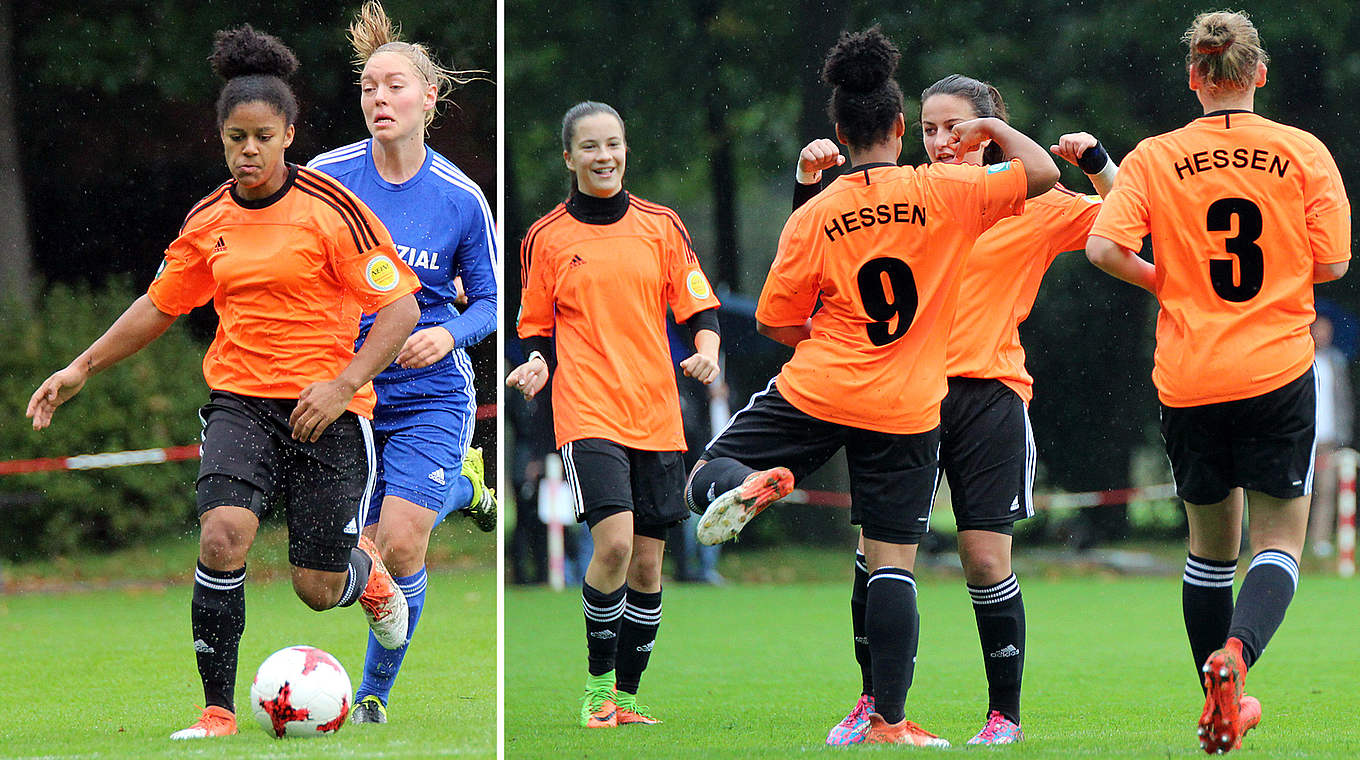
686,270,712,300
365,255,399,292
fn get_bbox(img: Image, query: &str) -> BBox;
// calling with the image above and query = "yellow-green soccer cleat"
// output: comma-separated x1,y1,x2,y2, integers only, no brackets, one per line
350,695,387,724
459,446,497,532
614,691,662,725
579,671,618,728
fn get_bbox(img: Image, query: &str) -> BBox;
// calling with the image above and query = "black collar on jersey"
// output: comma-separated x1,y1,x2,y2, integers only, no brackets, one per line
1200,108,1254,128
231,163,298,209
566,189,630,225
847,162,897,184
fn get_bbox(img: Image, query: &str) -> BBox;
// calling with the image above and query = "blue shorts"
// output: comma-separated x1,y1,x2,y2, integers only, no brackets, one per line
367,381,475,526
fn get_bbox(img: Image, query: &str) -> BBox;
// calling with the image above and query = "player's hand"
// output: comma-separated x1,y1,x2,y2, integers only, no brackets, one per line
797,138,844,184
945,118,1001,160
26,365,89,430
1050,132,1099,167
680,352,719,385
506,356,549,400
397,326,455,369
452,276,468,309
290,379,356,442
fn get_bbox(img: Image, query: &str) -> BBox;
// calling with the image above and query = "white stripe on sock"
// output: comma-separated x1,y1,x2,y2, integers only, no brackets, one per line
1248,550,1299,589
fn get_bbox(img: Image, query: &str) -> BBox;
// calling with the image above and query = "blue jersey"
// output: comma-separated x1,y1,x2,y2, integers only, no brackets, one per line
308,140,498,397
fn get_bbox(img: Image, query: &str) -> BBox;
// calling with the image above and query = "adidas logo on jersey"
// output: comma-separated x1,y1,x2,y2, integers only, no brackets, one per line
211,236,227,253
193,639,216,654
989,644,1021,659
428,468,446,486
569,254,586,269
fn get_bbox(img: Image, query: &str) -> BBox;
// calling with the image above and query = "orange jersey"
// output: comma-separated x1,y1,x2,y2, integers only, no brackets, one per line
517,193,720,450
1091,111,1350,406
760,160,1028,434
147,165,421,418
948,185,1102,402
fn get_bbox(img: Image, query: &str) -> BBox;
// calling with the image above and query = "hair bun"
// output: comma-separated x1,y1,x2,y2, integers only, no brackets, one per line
209,25,299,81
1195,23,1234,55
823,27,900,93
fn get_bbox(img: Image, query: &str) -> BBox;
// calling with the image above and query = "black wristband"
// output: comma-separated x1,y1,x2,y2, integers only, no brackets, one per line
1076,141,1110,174
521,335,556,372
684,307,720,344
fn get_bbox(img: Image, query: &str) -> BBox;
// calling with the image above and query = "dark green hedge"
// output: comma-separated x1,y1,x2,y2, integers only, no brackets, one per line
1,279,209,561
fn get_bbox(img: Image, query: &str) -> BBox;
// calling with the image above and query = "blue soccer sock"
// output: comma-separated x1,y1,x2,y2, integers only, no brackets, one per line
356,566,428,705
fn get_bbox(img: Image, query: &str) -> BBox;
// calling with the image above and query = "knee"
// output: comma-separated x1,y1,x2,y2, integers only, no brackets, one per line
960,550,1011,586
592,535,633,572
628,559,663,591
291,571,339,611
199,520,251,567
376,528,427,577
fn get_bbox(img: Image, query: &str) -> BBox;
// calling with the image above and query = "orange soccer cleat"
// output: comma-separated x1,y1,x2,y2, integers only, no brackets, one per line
695,467,794,545
357,535,409,649
1198,637,1248,754
862,713,951,747
169,705,238,740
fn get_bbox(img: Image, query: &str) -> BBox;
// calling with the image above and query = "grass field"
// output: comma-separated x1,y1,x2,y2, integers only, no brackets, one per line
506,570,1360,758
0,527,495,759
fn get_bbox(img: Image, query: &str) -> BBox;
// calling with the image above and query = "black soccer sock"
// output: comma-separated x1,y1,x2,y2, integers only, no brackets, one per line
865,566,918,724
583,581,626,676
1227,549,1299,668
1182,553,1237,679
969,574,1025,724
614,586,662,694
850,552,872,696
191,562,247,711
336,545,373,608
685,457,756,514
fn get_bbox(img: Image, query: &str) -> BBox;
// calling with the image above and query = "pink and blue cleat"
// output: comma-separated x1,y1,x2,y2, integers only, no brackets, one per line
826,694,874,745
967,710,1023,745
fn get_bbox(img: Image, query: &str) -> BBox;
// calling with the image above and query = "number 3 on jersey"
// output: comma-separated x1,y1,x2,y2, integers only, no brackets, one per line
1206,197,1264,302
857,257,918,346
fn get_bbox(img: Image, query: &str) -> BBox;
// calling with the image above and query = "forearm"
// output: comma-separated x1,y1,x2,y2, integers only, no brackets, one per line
985,120,1060,198
693,328,720,360
72,295,177,376
1314,260,1349,283
757,320,812,347
1086,236,1156,294
442,293,498,348
338,295,420,390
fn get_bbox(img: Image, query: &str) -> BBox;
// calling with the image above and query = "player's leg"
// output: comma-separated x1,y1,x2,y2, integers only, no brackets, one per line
945,379,1033,744
826,532,875,746
851,426,949,748
172,391,272,740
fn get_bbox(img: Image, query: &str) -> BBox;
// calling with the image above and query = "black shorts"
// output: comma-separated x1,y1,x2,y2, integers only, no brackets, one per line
1160,366,1316,505
940,378,1035,531
196,391,375,573
702,381,941,545
560,438,689,539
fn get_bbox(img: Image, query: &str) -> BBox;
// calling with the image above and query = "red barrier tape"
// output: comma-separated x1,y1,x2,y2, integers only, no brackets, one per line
783,483,1179,512
1,404,496,476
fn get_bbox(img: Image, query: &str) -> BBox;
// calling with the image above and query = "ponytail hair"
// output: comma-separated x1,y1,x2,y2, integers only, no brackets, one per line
1183,10,1268,92
349,0,487,131
209,25,299,128
920,74,1010,164
822,27,904,151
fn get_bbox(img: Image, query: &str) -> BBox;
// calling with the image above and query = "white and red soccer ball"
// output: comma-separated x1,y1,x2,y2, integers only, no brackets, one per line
250,645,352,738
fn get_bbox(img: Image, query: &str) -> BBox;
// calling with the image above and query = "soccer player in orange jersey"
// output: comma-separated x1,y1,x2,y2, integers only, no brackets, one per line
796,75,1121,746
1086,11,1349,755
26,26,422,740
507,101,722,727
685,28,1058,746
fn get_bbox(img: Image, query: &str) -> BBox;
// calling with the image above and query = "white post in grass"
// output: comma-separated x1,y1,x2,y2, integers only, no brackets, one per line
539,454,572,591
1336,447,1356,579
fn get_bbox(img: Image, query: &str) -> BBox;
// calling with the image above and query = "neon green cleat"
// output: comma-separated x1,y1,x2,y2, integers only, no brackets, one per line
615,691,662,725
459,446,497,532
579,671,617,728
350,695,387,724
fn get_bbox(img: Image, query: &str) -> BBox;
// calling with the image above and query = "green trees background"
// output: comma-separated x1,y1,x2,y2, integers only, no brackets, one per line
506,1,1360,539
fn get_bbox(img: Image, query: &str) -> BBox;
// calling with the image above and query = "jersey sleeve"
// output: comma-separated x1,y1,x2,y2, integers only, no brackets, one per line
146,226,216,315
757,209,823,327
1089,146,1152,252
976,158,1029,230
1303,140,1351,265
928,160,1027,236
517,223,557,340
322,184,421,314
1046,191,1104,255
662,213,720,322
442,186,500,348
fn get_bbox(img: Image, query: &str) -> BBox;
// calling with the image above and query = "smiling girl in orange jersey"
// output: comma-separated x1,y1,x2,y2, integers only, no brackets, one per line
26,26,421,741
686,27,1059,746
1087,11,1349,755
508,101,721,727
798,75,1120,747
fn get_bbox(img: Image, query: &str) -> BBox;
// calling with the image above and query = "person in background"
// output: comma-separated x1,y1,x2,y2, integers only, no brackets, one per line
1306,313,1353,557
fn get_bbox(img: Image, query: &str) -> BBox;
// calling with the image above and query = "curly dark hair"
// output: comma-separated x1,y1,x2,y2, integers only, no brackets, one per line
822,27,903,150
209,25,300,127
